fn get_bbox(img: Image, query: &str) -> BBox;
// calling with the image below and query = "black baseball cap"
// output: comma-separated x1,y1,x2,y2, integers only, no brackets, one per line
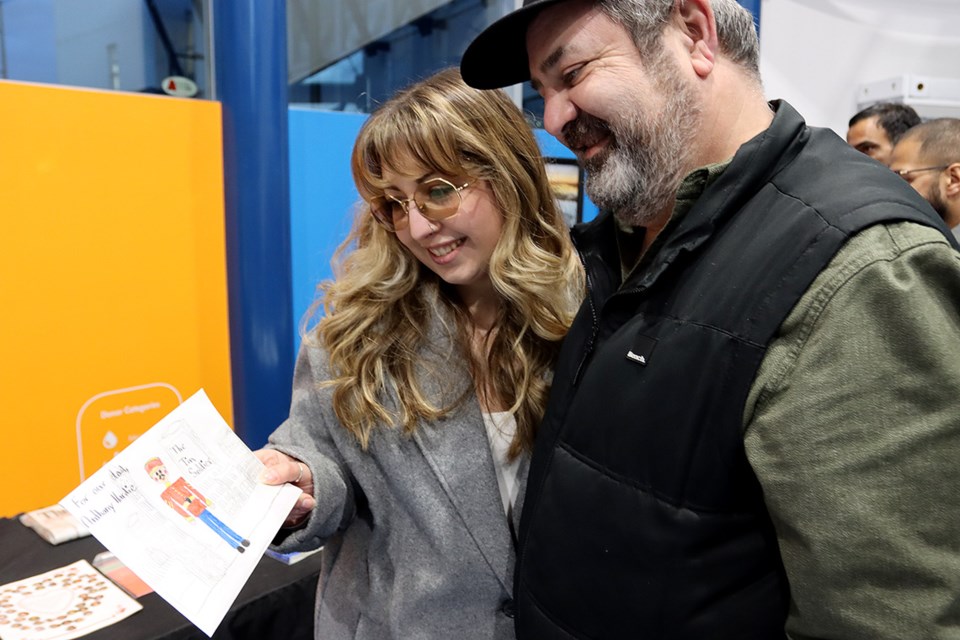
461,0,570,89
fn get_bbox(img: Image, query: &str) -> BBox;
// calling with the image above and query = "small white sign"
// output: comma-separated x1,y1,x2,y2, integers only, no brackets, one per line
161,76,199,98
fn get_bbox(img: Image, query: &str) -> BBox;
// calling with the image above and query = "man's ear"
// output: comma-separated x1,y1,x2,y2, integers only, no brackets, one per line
675,0,718,78
943,163,960,198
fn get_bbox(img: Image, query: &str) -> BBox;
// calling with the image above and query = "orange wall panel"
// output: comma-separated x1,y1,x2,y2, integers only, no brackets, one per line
0,81,233,517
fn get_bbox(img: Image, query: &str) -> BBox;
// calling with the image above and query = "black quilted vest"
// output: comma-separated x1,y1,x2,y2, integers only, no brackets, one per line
514,102,949,639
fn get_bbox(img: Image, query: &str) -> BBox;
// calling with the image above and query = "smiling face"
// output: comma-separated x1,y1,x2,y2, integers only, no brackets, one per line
145,459,168,482
382,160,504,306
527,0,701,225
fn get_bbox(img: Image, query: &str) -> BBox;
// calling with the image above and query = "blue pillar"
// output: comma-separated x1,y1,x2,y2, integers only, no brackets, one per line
213,0,293,448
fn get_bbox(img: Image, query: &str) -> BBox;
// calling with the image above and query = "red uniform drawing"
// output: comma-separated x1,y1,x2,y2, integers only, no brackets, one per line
144,457,250,553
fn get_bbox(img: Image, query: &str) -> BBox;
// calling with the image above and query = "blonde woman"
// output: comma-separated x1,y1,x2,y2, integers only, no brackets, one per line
255,67,583,640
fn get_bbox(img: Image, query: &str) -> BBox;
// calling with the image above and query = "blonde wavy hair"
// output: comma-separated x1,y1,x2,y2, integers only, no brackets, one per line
306,67,584,458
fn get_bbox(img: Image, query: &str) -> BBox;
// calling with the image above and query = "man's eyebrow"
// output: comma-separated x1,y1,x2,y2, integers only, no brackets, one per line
539,45,566,76
530,45,567,92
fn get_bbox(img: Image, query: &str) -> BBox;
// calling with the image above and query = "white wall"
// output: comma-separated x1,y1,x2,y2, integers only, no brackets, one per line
759,0,960,137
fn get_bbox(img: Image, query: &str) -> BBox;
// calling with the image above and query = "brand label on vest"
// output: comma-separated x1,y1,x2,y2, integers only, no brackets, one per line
625,333,657,366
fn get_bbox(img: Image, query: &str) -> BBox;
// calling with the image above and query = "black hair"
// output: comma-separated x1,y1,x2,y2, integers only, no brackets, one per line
848,102,922,144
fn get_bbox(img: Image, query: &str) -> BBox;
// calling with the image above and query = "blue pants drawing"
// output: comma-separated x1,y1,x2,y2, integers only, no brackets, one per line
198,509,250,552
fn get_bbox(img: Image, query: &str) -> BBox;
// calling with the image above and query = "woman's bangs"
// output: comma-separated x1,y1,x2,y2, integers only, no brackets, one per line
355,98,469,198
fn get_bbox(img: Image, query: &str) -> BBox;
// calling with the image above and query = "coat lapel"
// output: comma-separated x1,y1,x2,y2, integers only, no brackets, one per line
410,309,517,595
413,400,516,595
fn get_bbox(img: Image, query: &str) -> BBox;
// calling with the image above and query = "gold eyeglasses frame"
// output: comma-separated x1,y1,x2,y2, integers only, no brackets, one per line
369,177,472,232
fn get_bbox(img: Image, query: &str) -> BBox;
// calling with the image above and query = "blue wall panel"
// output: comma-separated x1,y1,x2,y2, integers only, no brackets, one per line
288,108,366,357
2,0,58,83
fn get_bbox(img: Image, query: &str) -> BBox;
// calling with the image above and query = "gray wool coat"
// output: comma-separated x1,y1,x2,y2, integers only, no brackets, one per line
267,311,526,640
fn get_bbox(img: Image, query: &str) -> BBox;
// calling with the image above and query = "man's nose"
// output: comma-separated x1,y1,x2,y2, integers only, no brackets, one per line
542,90,578,142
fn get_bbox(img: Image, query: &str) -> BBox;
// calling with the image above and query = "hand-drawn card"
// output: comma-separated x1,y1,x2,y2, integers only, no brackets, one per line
59,390,302,637
0,559,142,640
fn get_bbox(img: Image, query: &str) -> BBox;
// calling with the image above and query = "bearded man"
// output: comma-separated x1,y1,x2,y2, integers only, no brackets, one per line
890,118,960,242
461,1,960,638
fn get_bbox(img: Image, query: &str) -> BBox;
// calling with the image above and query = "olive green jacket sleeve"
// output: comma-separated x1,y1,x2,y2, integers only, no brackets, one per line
743,221,960,639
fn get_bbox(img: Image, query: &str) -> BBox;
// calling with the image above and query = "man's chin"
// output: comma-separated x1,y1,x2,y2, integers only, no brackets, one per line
588,173,674,227
583,152,639,212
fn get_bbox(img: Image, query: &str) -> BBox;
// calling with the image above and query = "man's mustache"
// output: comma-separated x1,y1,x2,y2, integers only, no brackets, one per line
563,113,613,152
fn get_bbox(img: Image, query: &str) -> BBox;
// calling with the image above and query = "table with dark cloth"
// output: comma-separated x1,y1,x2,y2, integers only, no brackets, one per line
0,517,321,639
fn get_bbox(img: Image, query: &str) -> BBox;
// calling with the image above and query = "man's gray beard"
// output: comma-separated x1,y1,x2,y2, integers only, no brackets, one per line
582,66,701,227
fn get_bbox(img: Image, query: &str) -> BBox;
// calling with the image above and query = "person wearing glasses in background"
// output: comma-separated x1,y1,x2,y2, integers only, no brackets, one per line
890,118,960,241
254,67,583,640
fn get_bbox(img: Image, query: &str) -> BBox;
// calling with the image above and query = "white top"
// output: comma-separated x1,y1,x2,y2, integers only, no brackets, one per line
481,411,521,518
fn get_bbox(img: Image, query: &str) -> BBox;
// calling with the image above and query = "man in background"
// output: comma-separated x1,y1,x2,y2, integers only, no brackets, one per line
846,101,921,165
461,0,960,637
890,118,960,241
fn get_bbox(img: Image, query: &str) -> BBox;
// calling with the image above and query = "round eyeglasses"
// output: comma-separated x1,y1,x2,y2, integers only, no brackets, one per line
369,177,471,232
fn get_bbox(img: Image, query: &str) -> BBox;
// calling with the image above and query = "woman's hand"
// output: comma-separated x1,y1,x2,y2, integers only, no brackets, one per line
255,449,317,528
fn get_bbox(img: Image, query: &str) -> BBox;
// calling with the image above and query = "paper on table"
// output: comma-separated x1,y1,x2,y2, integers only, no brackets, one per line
18,504,90,545
0,559,142,640
59,390,302,637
